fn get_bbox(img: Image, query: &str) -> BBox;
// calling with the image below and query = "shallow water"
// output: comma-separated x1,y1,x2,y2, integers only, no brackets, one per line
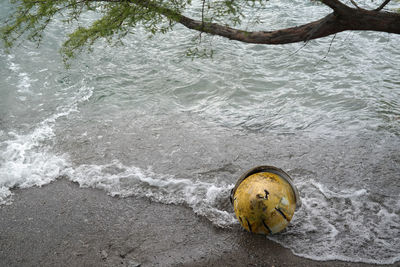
1,0,400,264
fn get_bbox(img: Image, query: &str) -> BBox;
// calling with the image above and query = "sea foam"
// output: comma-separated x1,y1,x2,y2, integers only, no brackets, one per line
63,160,237,227
0,54,93,205
268,179,400,265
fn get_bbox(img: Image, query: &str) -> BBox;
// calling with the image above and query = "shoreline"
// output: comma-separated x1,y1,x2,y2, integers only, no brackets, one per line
0,179,393,266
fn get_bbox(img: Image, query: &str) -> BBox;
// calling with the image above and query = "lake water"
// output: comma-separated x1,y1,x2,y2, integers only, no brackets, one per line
1,1,399,264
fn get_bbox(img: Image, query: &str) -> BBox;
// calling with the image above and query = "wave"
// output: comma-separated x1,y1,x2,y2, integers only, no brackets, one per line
63,160,237,227
269,179,400,265
0,54,93,204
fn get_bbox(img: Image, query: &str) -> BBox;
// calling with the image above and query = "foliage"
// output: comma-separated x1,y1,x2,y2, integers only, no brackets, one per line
1,0,266,60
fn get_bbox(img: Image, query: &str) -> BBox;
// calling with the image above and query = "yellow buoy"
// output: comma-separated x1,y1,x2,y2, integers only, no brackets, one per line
230,166,301,234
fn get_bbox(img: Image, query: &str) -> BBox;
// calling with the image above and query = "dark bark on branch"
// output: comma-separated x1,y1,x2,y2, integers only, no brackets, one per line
176,13,343,44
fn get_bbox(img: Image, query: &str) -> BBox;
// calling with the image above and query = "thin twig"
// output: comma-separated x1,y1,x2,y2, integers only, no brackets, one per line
287,40,310,58
350,0,361,9
375,0,391,11
323,33,336,60
199,0,206,42
315,33,336,65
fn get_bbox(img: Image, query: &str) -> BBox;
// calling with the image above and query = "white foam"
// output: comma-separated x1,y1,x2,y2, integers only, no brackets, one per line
16,72,35,93
0,186,13,205
268,179,400,265
311,180,368,199
6,54,36,93
0,125,69,204
63,160,237,227
58,162,399,264
7,55,19,71
0,61,93,204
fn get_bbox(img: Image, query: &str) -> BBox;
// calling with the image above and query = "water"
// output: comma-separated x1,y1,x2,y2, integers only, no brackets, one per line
1,0,400,264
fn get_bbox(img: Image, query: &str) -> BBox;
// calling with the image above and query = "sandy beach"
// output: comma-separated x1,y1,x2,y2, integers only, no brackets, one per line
0,179,393,267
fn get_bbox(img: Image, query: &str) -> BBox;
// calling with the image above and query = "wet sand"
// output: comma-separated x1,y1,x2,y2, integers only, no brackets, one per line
0,179,392,267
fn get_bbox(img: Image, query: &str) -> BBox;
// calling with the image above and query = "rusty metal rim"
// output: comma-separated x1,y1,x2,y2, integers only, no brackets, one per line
230,165,302,209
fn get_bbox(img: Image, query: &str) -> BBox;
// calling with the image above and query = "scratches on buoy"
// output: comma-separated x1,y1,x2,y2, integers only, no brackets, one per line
262,220,272,234
245,217,253,233
275,207,288,221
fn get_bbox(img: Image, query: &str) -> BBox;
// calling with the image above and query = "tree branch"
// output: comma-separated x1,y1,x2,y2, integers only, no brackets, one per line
179,14,344,44
3,0,400,52
127,0,400,45
375,0,391,11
